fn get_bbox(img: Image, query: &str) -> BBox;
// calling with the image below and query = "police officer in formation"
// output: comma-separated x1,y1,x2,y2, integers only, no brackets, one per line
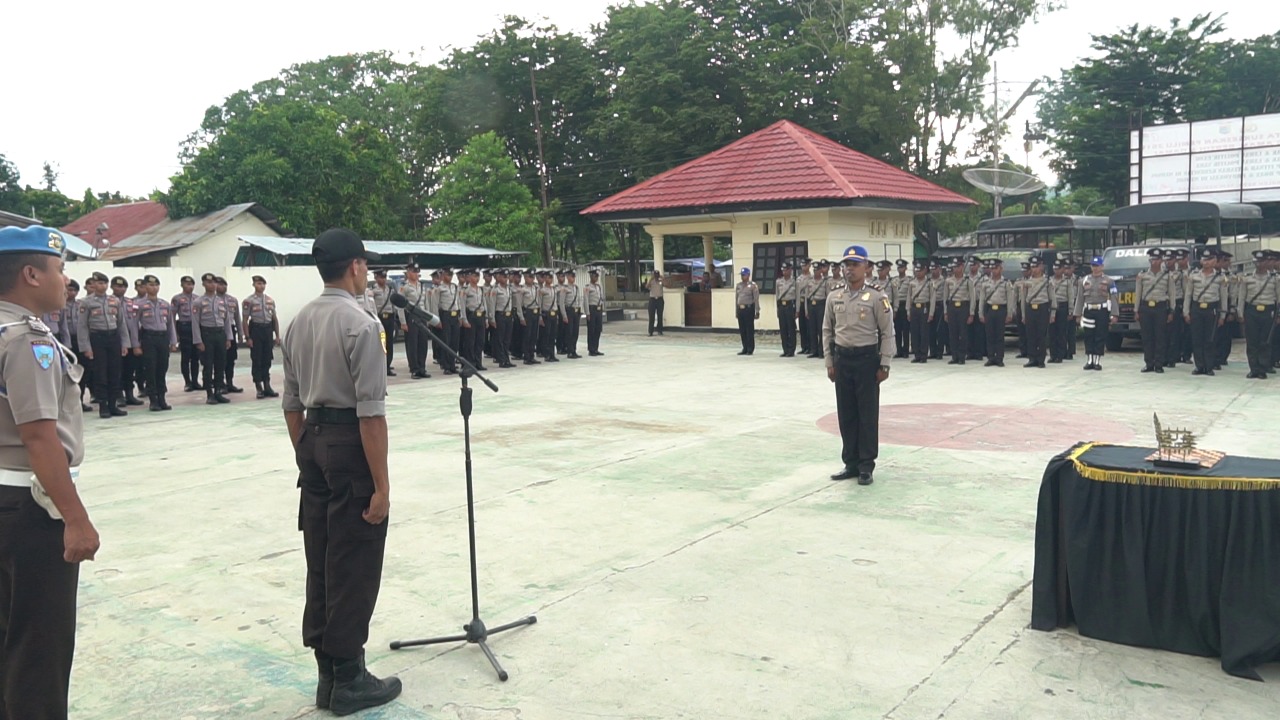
192,272,235,404
977,258,1015,367
537,270,561,362
77,271,131,418
1183,247,1227,376
1164,248,1189,367
399,264,432,379
824,246,894,486
586,268,607,356
797,258,814,355
0,225,101,720
1075,257,1118,371
775,261,799,356
1020,257,1053,368
215,277,245,394
1134,248,1173,373
1238,249,1279,379
172,275,201,391
243,275,282,397
370,270,402,376
134,274,177,411
804,260,832,359
904,259,935,363
890,259,911,358
928,260,947,359
735,267,760,355
966,258,987,360
1049,258,1076,363
560,269,584,359
942,259,976,364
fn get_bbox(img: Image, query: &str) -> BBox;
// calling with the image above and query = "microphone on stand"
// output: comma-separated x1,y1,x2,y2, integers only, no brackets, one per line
390,292,442,327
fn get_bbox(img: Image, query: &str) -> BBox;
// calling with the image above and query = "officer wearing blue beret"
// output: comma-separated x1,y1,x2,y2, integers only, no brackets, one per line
0,225,101,719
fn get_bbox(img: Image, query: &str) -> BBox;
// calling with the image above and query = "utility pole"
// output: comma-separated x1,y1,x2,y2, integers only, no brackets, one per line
992,62,1001,218
530,65,554,265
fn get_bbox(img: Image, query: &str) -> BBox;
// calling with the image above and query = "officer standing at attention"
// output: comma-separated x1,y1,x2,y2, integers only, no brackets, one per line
585,268,606,356
459,269,482,369
131,278,149,398
928,260,948,359
1021,257,1053,368
1134,248,1172,373
490,269,517,368
134,275,177,412
977,258,1014,367
796,259,814,355
647,270,665,337
192,272,234,404
109,276,144,407
41,289,73,347
890,259,911,358
65,280,93,411
0,225,101,720
1239,249,1278,379
824,246,894,486
537,271,561,362
280,228,401,716
805,261,832,359
562,269,583,359
243,275,282,397
521,269,542,366
433,267,462,375
735,267,760,355
172,275,201,391
1164,249,1187,367
942,259,976,364
1215,251,1238,370
1075,257,1119,371
967,258,987,360
370,271,401,377
1049,259,1073,363
905,259,935,363
775,262,799,357
215,277,245,394
77,272,131,418
399,265,432,379
1183,249,1225,376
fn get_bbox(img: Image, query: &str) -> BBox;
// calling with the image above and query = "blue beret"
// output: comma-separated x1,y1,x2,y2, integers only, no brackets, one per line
841,245,869,263
0,225,67,258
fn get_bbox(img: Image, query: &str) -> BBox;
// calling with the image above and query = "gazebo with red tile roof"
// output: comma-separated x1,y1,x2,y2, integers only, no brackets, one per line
581,120,975,329
61,201,168,252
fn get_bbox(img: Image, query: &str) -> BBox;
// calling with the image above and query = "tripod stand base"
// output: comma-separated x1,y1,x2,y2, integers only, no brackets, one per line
390,615,537,681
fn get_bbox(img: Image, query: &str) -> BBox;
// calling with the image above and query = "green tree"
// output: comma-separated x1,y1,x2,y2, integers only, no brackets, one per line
163,101,411,239
0,154,22,215
428,132,548,259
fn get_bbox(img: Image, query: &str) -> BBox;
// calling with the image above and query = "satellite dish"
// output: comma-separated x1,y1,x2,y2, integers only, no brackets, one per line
96,222,110,233
962,168,1046,218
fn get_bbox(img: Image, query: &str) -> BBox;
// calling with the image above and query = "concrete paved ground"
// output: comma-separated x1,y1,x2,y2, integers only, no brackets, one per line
73,321,1280,718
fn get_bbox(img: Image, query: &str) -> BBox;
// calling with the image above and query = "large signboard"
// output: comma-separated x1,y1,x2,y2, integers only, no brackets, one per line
1130,113,1280,205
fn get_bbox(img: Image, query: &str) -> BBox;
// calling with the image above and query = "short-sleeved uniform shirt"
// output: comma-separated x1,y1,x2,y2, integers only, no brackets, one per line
0,301,85,471
281,288,388,418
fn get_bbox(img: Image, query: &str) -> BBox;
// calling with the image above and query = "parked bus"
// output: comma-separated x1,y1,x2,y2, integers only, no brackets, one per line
975,214,1121,273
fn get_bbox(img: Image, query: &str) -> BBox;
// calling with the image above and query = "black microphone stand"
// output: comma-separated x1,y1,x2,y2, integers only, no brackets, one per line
389,314,536,681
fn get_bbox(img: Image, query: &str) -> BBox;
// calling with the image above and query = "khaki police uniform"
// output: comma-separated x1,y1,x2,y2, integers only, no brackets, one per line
171,289,201,388
890,269,911,357
243,290,280,393
1075,270,1118,369
1050,269,1073,362
1183,268,1225,375
561,279,583,358
76,291,131,416
461,280,486,368
0,303,88,719
928,268,947,358
1237,263,1278,378
942,271,976,363
797,269,814,354
904,270,935,363
1216,268,1239,368
776,272,799,356
585,276,606,356
978,271,1016,366
370,283,401,374
823,274,894,480
1020,272,1053,366
221,291,244,391
537,279,561,361
282,288,389,661
399,280,431,377
433,278,462,374
647,275,665,336
191,292,235,399
805,271,832,359
135,294,177,409
521,276,542,365
1134,262,1173,371
735,276,760,354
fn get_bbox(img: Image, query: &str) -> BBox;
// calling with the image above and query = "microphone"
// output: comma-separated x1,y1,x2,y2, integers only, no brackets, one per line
390,292,441,327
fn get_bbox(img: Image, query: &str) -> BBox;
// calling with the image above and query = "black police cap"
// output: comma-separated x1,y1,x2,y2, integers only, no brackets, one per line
312,228,380,264
252,275,266,283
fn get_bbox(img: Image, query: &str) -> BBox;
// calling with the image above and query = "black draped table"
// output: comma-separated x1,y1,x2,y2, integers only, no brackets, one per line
1031,442,1280,679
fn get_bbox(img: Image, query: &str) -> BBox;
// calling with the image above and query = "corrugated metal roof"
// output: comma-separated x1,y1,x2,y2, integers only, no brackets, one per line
101,203,289,261
582,120,976,219
61,201,168,249
239,236,527,258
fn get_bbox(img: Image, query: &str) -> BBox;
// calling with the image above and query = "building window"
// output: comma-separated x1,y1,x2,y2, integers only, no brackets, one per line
788,218,798,235
775,220,784,236
893,221,911,238
762,222,770,236
869,219,888,238
752,241,808,294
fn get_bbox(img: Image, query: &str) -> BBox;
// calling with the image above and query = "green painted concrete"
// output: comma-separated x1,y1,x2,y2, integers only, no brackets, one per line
71,322,1279,718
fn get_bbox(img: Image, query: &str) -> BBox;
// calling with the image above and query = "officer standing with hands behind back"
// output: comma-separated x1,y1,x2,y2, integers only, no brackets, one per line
735,267,760,355
281,228,401,716
825,246,894,486
0,225,101,720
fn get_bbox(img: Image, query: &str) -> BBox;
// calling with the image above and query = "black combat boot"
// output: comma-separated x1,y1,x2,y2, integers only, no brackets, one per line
314,649,335,709
108,400,128,417
99,402,111,419
255,381,265,399
263,381,279,398
206,390,219,406
329,651,402,716
157,393,172,411
149,395,162,412
123,390,144,406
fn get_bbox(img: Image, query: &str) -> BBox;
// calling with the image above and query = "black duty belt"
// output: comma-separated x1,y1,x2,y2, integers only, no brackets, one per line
250,320,273,326
1142,300,1169,308
200,326,226,333
176,320,192,325
833,344,878,358
140,329,168,336
306,407,358,425
1247,303,1276,312
89,329,119,336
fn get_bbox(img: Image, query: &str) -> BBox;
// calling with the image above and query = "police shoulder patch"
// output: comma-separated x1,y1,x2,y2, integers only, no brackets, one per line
31,339,56,370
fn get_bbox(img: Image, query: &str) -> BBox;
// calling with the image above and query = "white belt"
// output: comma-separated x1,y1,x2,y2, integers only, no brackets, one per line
0,466,79,487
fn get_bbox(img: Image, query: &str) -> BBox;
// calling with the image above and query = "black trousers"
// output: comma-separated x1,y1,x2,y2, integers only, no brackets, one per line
295,421,387,660
556,308,569,353
983,306,1008,363
405,322,429,374
969,312,986,359
494,312,513,365
931,303,947,358
539,311,559,359
510,315,525,356
1243,305,1275,376
70,335,91,399
379,315,397,370
564,308,581,355
833,346,880,474
471,311,486,365
460,311,478,365
89,330,122,404
1189,304,1219,372
249,323,274,383
199,327,227,393
224,333,239,386
0,487,80,720
737,305,756,353
1167,302,1186,366
1138,300,1170,370
440,315,461,371
648,297,664,335
1025,305,1051,363
1082,308,1110,356
1050,306,1070,361
808,300,826,358
909,305,930,361
1016,315,1029,357
523,311,541,362
176,320,199,384
1216,315,1236,366
799,309,810,353
140,330,171,397
947,304,970,361
587,307,603,353
894,303,910,356
777,302,796,354
121,345,139,395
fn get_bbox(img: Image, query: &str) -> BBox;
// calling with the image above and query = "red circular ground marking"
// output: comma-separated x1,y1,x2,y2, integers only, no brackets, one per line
816,403,1136,452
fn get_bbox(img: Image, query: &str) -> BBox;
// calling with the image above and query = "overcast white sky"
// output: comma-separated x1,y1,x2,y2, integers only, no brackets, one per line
2,0,1274,201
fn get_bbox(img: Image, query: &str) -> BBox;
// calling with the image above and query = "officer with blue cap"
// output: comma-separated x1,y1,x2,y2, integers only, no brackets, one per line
734,266,760,354
824,245,895,485
0,225,101,719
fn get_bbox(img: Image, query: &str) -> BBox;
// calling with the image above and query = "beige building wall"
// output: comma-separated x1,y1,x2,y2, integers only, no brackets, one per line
170,214,280,273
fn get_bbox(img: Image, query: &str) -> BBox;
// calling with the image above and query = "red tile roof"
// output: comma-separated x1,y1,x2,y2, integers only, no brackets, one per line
582,120,975,219
61,201,168,250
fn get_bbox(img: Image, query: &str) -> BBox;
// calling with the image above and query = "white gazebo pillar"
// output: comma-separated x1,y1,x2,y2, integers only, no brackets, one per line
652,234,666,276
702,234,715,281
